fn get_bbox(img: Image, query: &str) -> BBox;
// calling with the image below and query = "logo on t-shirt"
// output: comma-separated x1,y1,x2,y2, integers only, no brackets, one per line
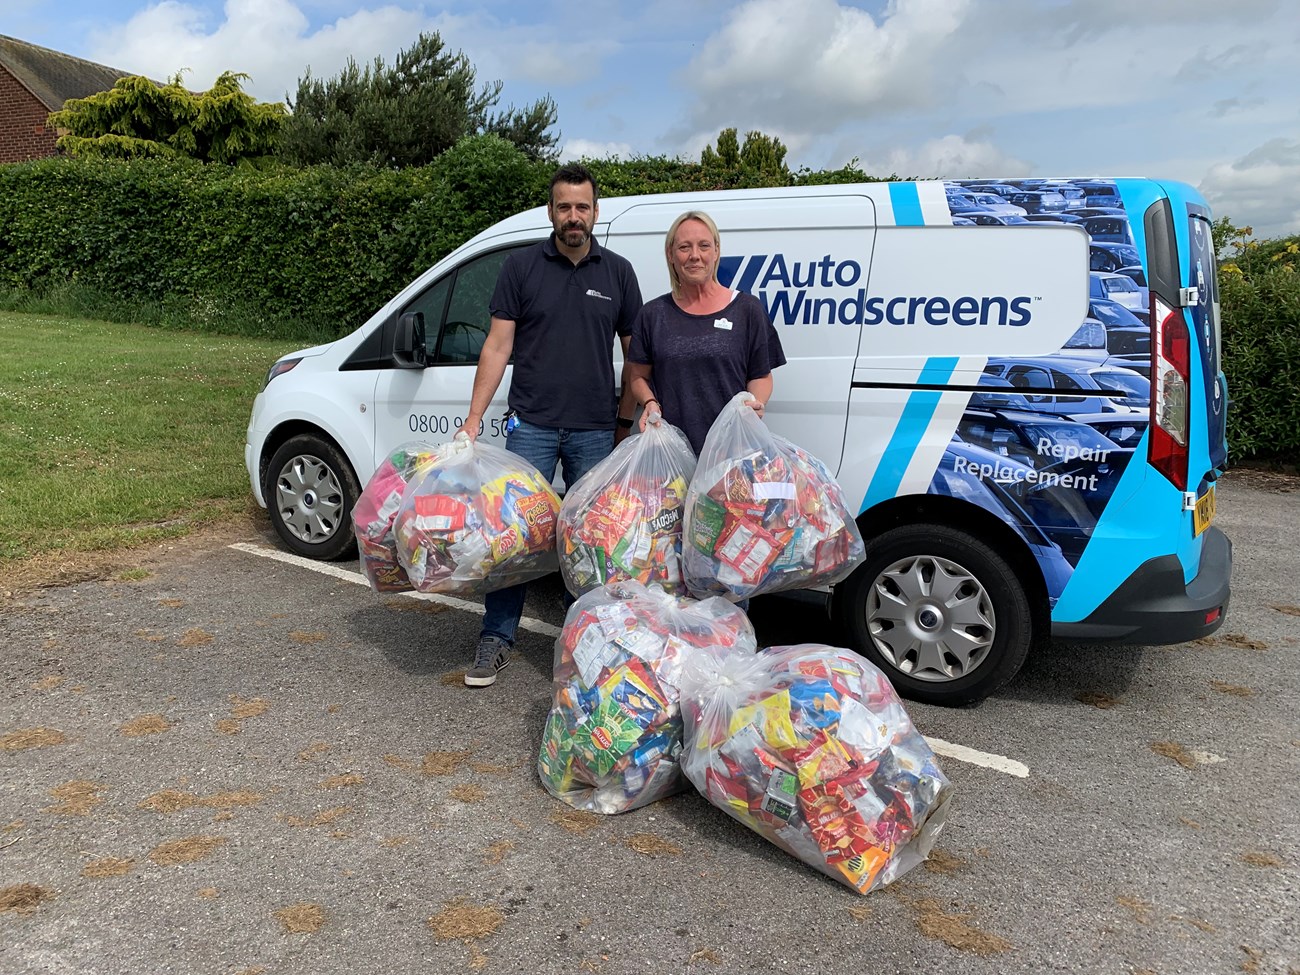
714,317,733,330
586,289,612,301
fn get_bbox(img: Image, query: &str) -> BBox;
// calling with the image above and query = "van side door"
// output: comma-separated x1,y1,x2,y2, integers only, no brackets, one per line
370,242,537,467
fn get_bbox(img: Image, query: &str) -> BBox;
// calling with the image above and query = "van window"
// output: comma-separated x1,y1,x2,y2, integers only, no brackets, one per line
404,245,528,365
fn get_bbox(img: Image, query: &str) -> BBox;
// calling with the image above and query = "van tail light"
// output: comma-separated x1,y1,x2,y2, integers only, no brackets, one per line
1149,296,1189,490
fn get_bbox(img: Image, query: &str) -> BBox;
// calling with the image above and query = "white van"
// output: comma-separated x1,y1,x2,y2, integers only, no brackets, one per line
246,178,1231,705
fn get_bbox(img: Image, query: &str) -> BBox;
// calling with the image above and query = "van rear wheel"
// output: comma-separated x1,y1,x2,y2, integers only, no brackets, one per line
833,524,1032,706
265,434,360,561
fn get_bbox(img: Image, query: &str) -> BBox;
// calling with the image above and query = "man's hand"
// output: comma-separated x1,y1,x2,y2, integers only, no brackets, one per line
456,414,481,441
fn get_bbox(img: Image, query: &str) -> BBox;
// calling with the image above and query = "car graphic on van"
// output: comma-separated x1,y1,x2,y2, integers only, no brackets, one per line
1068,413,1149,450
1074,181,1124,208
1090,270,1144,310
1080,215,1135,245
1090,242,1142,272
1008,190,1070,213
930,441,1075,598
945,188,1028,217
964,212,1033,226
982,356,1149,412
956,407,1133,515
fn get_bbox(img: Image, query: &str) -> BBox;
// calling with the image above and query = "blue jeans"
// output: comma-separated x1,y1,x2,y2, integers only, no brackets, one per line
480,420,614,644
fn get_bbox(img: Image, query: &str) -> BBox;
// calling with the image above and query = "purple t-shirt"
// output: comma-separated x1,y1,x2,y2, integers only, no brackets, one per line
627,291,786,454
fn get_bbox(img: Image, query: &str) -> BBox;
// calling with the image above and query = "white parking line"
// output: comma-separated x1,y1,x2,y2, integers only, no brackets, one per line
227,542,561,637
923,736,1029,778
229,542,1030,777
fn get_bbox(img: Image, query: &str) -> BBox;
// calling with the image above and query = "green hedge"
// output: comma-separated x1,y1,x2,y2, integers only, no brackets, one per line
0,136,549,341
1220,262,1300,461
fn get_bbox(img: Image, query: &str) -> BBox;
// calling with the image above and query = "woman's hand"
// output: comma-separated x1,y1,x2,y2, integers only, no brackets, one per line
745,397,766,418
639,398,662,433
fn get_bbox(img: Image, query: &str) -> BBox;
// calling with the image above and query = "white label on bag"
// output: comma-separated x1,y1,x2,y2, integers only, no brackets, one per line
752,482,796,500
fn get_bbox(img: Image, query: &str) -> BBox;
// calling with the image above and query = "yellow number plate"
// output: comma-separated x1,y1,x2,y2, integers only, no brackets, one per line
1193,484,1216,537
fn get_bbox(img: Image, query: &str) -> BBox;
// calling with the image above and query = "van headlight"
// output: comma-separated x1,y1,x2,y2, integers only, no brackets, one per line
264,358,302,389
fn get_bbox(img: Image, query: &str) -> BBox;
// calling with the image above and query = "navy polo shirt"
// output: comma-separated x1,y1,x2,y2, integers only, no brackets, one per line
490,233,642,429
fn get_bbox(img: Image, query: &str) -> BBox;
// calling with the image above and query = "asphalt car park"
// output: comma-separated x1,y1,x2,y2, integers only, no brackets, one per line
2,472,1297,975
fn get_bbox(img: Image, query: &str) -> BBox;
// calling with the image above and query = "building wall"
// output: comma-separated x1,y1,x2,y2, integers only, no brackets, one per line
0,65,58,163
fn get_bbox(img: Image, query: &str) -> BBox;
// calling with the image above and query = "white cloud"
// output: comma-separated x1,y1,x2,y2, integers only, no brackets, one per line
86,0,445,103
861,134,1031,181
560,138,636,162
1200,139,1300,238
680,0,969,137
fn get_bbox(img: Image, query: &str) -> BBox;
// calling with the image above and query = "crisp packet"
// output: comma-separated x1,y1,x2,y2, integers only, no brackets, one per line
683,394,865,601
391,434,561,596
352,440,440,593
558,421,697,597
678,642,952,894
537,580,756,815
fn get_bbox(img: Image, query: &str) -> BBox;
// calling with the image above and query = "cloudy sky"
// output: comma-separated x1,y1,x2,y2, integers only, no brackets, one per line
8,0,1299,236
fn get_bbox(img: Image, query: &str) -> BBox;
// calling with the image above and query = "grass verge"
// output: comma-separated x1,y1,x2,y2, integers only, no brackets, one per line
0,310,299,588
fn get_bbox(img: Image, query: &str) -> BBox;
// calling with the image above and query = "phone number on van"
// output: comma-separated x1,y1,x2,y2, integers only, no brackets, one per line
407,414,509,437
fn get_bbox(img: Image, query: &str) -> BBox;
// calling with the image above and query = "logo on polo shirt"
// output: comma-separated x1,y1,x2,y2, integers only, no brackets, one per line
585,289,612,301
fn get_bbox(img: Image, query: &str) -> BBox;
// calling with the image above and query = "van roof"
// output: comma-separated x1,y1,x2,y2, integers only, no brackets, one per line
460,176,1198,251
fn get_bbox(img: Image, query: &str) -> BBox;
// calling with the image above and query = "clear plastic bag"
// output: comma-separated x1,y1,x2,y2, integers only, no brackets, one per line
683,393,865,600
391,434,561,596
538,580,756,814
678,642,952,894
352,440,441,593
557,420,697,597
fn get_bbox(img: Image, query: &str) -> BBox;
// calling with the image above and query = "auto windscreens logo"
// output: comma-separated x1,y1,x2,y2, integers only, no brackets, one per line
718,254,1035,328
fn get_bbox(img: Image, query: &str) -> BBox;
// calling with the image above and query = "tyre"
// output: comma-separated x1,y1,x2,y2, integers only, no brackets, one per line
264,433,360,561
833,523,1033,706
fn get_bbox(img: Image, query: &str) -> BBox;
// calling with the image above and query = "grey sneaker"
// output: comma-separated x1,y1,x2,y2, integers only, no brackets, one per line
464,634,511,687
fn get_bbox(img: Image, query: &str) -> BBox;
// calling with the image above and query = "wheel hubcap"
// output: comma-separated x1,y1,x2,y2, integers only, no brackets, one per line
275,455,344,544
866,554,995,682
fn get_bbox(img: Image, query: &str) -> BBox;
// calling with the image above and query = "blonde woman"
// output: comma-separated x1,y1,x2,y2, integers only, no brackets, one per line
624,210,785,454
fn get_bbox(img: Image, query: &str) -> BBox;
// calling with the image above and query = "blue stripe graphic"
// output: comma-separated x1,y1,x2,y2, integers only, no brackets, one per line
861,357,959,512
888,182,924,226
735,254,768,294
716,256,742,288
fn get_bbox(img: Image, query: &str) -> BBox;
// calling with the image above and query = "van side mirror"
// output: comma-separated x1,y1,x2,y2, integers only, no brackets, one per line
393,312,428,368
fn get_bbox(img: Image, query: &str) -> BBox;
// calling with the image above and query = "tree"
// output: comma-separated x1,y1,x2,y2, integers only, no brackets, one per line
700,127,790,185
278,32,558,168
48,72,285,164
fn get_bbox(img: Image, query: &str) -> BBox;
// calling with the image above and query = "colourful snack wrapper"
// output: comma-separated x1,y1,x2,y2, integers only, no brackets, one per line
390,434,560,596
683,393,866,601
558,421,697,597
537,580,756,815
678,642,953,895
352,440,441,593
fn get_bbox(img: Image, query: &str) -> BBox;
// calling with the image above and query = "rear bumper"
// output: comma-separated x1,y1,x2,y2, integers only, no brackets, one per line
1051,526,1232,644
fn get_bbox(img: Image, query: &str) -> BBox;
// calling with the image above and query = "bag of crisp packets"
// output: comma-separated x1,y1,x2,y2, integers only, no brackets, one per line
352,440,440,593
537,580,756,814
557,420,697,597
683,393,865,601
391,433,561,596
678,643,952,894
